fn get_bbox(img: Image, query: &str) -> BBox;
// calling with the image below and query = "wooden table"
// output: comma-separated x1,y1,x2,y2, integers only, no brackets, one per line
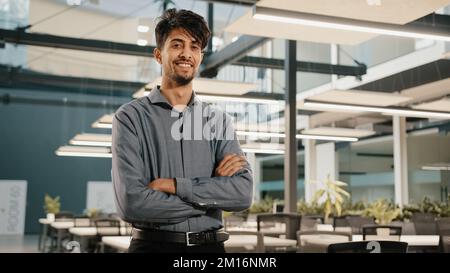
102,236,131,252
225,234,297,252
352,235,440,247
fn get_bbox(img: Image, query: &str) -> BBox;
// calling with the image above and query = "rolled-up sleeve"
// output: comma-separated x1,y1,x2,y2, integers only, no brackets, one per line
175,114,253,212
112,107,206,224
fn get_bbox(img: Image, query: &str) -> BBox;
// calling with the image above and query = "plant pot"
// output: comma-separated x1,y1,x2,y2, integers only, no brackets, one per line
46,213,55,222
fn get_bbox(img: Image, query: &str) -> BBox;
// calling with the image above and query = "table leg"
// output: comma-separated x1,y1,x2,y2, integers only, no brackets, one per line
38,224,43,251
41,224,49,252
57,229,63,253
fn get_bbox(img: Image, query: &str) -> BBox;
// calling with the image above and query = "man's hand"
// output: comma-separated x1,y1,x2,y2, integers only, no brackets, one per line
215,153,247,177
148,178,176,194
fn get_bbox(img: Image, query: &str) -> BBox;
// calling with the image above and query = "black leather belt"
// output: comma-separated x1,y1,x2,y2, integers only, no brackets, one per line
132,229,229,246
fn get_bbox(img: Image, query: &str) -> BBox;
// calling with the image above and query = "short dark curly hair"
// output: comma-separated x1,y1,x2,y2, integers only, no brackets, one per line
154,8,211,50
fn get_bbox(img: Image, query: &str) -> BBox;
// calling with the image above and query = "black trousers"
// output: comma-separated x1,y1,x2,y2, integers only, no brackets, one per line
128,238,226,253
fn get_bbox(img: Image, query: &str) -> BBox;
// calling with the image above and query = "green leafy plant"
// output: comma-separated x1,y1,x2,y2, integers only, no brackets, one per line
342,200,367,216
310,175,351,222
43,194,60,214
364,199,401,224
84,208,102,218
248,196,277,214
297,199,324,216
402,196,450,219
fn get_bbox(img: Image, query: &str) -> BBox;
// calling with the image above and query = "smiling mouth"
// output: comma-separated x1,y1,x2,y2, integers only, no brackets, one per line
175,62,193,68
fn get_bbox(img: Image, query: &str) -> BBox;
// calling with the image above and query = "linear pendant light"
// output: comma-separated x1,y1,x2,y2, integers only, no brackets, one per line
304,100,450,119
92,114,114,129
242,148,285,154
422,163,450,171
196,94,283,105
55,146,112,158
235,130,358,142
252,6,450,42
69,133,112,147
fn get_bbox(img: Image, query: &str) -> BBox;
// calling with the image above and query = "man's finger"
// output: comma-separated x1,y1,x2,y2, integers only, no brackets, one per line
223,166,244,177
217,153,235,169
220,156,245,172
221,160,245,175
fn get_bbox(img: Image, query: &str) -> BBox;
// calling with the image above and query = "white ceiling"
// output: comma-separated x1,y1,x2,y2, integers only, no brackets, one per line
399,78,450,106
302,89,412,107
225,0,450,45
413,97,450,112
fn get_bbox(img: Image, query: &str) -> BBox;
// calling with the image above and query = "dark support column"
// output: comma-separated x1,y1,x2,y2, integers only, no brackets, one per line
284,40,297,215
208,3,214,53
442,171,449,204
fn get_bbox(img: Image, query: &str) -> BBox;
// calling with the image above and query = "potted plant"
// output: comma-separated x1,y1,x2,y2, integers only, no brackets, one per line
310,174,351,223
363,199,401,225
43,194,60,221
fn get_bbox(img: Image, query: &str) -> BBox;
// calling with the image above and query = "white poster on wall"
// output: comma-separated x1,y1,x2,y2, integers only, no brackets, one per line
0,180,27,235
86,181,115,214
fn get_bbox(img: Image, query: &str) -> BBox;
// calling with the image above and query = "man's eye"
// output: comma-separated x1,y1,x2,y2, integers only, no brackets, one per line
173,44,181,48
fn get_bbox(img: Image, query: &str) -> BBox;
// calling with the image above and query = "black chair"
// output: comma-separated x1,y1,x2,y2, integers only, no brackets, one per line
411,212,437,235
436,217,450,253
327,241,408,253
362,225,402,241
256,213,301,240
333,216,350,228
346,215,375,234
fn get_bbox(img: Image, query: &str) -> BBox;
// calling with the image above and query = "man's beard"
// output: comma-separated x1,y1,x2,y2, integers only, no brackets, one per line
171,73,194,86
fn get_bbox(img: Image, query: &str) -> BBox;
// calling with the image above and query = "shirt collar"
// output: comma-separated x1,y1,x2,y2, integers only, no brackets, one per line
147,85,200,109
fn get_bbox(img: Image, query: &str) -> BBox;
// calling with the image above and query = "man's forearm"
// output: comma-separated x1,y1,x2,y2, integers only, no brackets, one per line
175,169,253,212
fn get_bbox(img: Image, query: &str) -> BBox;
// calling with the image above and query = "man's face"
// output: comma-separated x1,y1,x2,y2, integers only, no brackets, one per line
154,28,203,86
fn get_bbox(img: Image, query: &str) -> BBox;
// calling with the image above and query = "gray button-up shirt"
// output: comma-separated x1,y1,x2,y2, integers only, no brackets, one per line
112,86,253,232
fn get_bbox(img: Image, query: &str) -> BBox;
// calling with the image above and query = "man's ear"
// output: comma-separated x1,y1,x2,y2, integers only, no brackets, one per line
154,48,162,64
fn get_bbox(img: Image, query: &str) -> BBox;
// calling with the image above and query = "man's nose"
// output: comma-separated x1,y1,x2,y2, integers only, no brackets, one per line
179,46,193,59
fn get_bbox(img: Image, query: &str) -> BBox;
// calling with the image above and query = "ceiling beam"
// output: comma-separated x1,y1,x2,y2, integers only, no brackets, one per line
0,28,156,57
234,56,367,76
0,64,144,97
200,35,269,77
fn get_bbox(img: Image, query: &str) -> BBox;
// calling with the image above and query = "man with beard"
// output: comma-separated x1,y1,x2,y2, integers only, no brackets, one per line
112,9,253,253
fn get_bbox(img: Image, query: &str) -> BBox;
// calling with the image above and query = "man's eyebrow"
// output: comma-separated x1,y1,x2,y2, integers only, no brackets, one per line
169,37,200,45
169,38,185,43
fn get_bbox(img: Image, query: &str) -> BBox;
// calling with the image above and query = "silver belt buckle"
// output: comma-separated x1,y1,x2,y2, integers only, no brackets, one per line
186,232,198,246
